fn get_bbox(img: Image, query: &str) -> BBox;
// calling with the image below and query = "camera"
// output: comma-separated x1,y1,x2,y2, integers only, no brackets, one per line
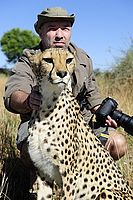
95,97,133,135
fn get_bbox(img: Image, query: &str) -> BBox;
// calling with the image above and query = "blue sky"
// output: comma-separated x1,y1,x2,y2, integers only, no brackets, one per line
0,0,133,70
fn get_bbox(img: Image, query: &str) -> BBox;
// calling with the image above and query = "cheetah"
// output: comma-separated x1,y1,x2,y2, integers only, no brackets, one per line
25,48,133,200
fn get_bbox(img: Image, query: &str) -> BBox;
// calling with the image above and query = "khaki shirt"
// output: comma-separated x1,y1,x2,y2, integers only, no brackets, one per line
4,42,102,124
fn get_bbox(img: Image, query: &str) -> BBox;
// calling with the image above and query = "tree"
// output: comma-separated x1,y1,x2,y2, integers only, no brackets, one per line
0,28,40,63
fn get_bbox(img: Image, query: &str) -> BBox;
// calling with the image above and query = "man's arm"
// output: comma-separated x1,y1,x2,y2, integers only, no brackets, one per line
10,90,31,114
9,86,42,114
4,48,40,114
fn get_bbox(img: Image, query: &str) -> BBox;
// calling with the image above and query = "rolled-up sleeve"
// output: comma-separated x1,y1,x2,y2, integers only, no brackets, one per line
4,60,35,112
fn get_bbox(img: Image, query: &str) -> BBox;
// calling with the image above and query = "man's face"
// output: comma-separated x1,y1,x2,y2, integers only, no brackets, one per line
39,21,72,49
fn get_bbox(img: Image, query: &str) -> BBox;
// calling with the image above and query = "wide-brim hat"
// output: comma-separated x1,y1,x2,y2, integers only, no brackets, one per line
34,7,75,34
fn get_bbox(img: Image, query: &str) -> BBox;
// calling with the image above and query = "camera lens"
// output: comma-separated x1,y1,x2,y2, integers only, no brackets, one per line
111,110,123,123
95,97,133,135
112,110,133,135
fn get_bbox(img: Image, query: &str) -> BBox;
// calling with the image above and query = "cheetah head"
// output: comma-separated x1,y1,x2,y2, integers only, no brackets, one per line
25,48,76,91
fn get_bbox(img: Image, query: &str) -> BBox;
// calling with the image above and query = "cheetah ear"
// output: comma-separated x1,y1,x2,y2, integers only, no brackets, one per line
24,50,42,75
24,49,42,67
73,50,76,57
68,49,76,57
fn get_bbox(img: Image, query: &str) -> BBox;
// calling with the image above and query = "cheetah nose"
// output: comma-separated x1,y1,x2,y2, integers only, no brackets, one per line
56,71,67,78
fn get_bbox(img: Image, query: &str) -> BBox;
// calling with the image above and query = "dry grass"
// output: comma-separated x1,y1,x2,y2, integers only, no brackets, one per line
0,75,20,199
0,75,20,171
96,74,133,188
0,73,133,199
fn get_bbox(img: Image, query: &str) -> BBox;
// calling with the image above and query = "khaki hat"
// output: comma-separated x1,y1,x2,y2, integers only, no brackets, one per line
34,7,75,34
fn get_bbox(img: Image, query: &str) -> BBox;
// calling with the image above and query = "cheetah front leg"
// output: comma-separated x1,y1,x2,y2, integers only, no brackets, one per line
34,176,63,200
35,176,53,200
52,181,63,200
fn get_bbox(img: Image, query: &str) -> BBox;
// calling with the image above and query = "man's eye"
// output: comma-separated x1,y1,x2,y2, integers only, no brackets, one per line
43,58,53,63
48,27,57,31
62,27,70,31
66,58,73,64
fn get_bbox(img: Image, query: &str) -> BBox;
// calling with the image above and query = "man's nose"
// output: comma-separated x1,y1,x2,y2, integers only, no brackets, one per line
55,28,63,38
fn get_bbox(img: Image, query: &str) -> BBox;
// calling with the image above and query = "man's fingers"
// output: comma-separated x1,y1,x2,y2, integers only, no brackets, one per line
28,90,42,110
106,116,117,128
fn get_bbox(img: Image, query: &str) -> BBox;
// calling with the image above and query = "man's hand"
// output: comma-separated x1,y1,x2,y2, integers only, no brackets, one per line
27,86,42,111
10,86,42,114
105,115,117,128
93,105,118,128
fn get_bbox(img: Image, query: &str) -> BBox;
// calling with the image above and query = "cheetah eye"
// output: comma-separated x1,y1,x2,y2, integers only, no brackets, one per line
66,58,73,64
43,58,53,63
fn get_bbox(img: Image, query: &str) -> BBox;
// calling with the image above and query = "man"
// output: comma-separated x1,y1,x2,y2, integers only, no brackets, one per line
4,7,127,166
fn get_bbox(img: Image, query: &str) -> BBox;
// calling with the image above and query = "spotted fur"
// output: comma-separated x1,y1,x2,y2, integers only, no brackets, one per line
25,48,133,200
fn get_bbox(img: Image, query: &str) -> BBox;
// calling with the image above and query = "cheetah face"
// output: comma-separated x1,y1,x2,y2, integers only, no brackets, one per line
26,48,76,88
